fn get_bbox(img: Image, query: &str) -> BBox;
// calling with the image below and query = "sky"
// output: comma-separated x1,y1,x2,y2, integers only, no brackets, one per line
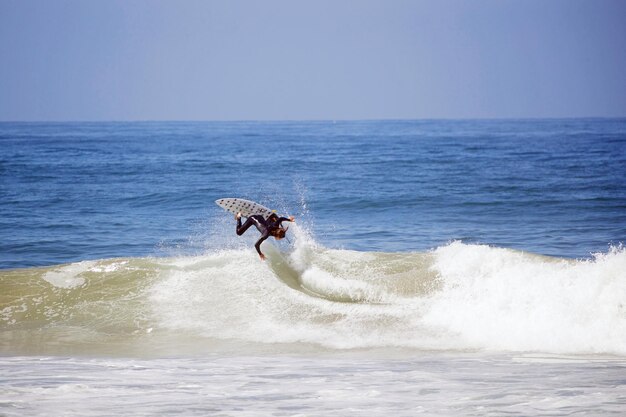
0,0,625,121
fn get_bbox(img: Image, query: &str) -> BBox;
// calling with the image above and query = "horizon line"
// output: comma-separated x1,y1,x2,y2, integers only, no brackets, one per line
1,116,625,124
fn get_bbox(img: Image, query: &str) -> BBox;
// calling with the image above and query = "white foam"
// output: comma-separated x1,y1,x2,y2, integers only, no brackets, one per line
42,262,93,289
146,235,626,355
4,355,625,417
87,261,128,273
424,242,626,354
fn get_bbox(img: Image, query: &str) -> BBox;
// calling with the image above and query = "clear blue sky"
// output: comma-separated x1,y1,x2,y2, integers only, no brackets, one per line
1,0,625,121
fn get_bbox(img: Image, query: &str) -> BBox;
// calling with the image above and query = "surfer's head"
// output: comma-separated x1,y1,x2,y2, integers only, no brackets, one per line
271,227,287,240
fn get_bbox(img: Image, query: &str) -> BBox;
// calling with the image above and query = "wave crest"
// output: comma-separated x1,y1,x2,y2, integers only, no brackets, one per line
1,232,625,356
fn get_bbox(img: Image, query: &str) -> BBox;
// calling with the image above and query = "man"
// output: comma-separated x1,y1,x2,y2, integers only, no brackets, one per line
236,211,295,260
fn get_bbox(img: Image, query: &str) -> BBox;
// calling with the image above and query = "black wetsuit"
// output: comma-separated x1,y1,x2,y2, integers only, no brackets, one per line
236,213,290,257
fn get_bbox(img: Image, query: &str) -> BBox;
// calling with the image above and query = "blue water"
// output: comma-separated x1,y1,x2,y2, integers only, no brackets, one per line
1,119,625,269
2,120,626,417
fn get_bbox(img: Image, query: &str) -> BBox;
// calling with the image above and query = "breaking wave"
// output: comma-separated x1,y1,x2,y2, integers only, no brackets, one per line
1,225,625,356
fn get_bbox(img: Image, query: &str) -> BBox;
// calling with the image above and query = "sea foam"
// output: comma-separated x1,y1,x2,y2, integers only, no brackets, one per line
1,230,625,356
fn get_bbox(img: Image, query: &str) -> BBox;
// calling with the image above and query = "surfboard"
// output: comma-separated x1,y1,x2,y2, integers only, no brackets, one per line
215,198,274,219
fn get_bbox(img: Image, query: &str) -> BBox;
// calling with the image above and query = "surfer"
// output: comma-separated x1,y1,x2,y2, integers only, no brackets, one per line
236,212,295,260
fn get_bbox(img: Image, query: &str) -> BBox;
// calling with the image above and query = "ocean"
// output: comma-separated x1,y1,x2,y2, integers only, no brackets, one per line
1,119,625,415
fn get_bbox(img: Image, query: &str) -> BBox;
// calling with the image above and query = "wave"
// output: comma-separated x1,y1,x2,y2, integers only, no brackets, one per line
1,225,625,356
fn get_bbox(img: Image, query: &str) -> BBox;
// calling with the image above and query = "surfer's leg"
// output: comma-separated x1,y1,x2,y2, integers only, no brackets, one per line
236,217,255,235
237,215,267,236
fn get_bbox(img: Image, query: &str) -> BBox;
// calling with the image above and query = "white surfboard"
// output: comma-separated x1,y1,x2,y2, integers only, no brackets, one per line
215,198,274,219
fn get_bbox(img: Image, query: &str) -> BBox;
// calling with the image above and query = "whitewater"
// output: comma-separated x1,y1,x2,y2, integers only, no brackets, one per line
2,225,625,357
2,228,626,416
2,119,625,416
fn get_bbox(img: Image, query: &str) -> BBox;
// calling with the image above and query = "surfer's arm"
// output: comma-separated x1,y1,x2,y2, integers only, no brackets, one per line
277,216,295,225
255,232,270,260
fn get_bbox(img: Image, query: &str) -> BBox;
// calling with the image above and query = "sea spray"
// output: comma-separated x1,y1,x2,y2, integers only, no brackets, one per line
424,242,626,354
